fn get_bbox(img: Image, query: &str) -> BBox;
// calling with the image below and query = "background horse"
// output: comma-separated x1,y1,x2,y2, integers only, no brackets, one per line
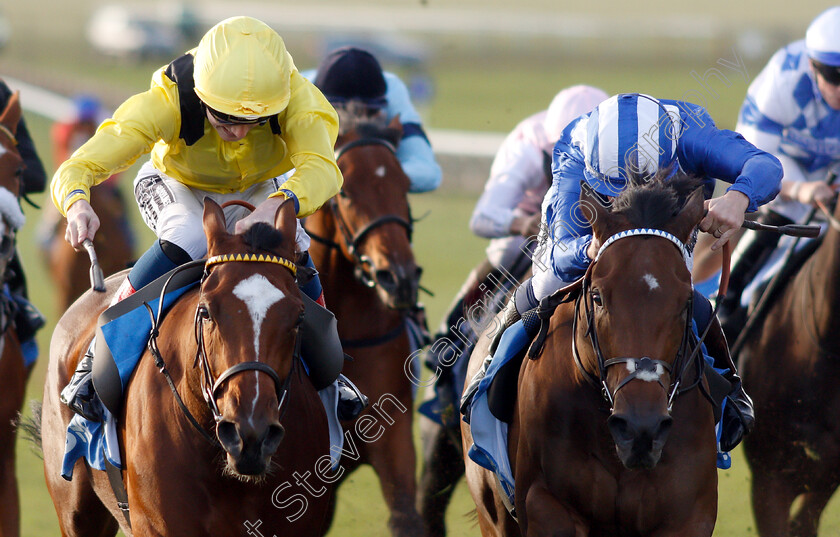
0,92,30,537
305,116,425,536
738,198,840,537
40,199,333,536
41,180,134,313
461,174,718,536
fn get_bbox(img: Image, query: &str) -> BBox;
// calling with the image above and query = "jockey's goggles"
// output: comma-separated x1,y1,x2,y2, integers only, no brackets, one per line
205,105,268,126
812,60,840,86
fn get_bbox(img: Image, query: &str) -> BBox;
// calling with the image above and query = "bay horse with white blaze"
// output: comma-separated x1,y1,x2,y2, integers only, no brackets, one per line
739,195,840,537
305,116,426,536
462,173,718,536
40,199,333,536
0,92,31,537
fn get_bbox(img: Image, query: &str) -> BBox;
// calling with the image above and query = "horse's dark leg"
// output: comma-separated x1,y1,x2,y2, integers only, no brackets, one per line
790,487,836,537
751,469,798,537
0,439,20,537
318,485,339,536
365,409,425,537
417,417,465,537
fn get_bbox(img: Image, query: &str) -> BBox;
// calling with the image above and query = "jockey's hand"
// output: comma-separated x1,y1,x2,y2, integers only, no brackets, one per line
700,190,750,251
794,181,837,207
235,195,295,234
64,199,100,251
510,213,543,238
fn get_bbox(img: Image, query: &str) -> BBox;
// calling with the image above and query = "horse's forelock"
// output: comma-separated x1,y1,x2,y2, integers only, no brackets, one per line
240,222,286,253
611,168,705,229
354,121,401,148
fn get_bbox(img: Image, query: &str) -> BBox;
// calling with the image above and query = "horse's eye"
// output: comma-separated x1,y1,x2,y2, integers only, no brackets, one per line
14,166,23,178
296,312,305,327
591,290,603,307
198,305,212,321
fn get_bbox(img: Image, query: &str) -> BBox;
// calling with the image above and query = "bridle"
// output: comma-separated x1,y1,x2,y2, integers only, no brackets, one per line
306,137,415,290
146,253,300,445
571,228,704,412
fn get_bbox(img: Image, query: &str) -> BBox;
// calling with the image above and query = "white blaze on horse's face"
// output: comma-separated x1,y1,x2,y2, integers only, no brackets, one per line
233,274,287,360
626,360,666,382
375,165,386,178
642,274,660,291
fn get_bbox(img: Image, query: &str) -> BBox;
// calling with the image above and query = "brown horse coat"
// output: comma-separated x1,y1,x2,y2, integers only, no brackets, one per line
462,177,719,536
305,117,426,537
740,199,840,537
41,200,334,536
0,91,29,537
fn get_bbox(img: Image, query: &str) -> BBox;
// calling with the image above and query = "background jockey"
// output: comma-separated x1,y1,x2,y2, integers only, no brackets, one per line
43,95,134,253
421,85,607,427
304,46,442,194
463,93,783,454
52,16,366,424
719,6,840,339
0,79,48,369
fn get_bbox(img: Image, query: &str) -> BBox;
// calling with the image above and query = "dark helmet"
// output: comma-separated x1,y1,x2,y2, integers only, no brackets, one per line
313,47,387,108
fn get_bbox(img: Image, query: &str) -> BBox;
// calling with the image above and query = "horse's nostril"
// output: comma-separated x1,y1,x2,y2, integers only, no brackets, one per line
607,414,632,443
375,269,397,289
261,423,285,456
217,420,242,457
654,416,673,445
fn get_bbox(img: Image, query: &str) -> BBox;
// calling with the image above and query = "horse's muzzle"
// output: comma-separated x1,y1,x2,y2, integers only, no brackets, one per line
217,419,285,476
375,264,421,310
607,412,673,470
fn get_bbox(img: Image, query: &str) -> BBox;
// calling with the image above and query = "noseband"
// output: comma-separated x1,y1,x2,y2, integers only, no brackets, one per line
571,228,699,412
306,137,414,289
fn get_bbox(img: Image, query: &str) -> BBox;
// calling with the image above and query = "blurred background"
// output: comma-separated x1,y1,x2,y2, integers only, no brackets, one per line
2,0,838,535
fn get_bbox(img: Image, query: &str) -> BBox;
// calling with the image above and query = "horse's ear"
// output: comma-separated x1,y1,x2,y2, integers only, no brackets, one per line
580,181,613,241
671,186,706,243
202,197,227,247
273,196,296,230
0,92,22,136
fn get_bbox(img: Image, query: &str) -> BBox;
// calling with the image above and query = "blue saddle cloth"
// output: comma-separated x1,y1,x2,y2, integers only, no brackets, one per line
61,278,198,479
463,318,733,508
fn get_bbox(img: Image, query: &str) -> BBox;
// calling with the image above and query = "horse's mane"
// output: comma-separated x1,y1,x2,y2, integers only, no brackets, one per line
609,167,705,229
240,222,285,253
336,101,401,147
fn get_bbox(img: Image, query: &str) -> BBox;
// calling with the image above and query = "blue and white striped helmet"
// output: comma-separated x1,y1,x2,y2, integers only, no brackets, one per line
580,93,681,196
806,7,840,66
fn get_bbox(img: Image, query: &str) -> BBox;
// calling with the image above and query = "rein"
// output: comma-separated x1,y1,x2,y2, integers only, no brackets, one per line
144,252,299,445
571,228,719,412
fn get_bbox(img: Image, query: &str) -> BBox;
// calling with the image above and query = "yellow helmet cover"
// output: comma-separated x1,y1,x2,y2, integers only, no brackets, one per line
193,16,294,118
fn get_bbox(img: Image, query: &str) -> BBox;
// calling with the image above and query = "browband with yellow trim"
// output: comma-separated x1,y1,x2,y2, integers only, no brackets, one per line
205,253,297,276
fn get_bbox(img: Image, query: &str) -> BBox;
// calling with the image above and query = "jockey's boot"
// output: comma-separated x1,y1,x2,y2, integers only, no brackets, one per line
703,314,755,453
718,210,791,342
459,279,536,420
61,240,191,421
298,250,369,421
61,277,136,422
